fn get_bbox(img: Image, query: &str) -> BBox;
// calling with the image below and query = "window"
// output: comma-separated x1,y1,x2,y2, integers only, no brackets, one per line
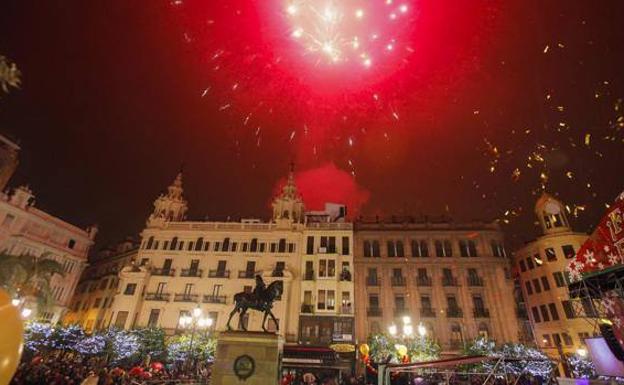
411,240,429,257
217,260,227,274
184,283,194,296
327,290,335,310
519,260,527,272
472,295,485,310
387,241,399,257
541,276,551,291
124,283,137,295
93,298,101,308
231,242,237,252
259,243,266,252
578,332,590,345
532,279,542,293
251,238,259,253
195,237,204,251
222,238,230,252
342,237,350,255
531,307,541,323
246,261,256,275
148,309,160,327
539,305,550,322
274,261,285,276
170,237,178,250
421,296,432,310
307,237,315,254
545,248,557,261
395,295,406,310
562,333,573,346
447,296,458,309
278,239,286,253
68,239,76,249
459,240,478,257
318,290,326,310
526,257,534,270
163,240,169,250
562,245,576,259
548,303,560,320
491,240,506,257
562,301,576,319
525,281,533,295
435,240,452,257
542,334,552,346
242,243,248,252
188,241,194,251
393,268,404,278
553,272,566,287
369,295,379,308
114,311,129,329
363,240,371,257
319,260,327,277
288,243,295,253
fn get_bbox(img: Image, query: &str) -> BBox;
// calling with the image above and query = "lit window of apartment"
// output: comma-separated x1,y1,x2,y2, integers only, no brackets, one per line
545,248,557,261
562,244,576,259
459,239,478,257
435,240,452,257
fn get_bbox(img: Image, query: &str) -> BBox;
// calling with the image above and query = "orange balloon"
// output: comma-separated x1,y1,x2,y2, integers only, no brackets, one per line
0,289,24,385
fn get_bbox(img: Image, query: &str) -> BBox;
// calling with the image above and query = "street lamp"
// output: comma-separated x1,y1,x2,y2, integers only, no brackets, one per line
388,324,398,337
403,324,413,337
576,348,587,358
178,305,212,372
21,308,32,318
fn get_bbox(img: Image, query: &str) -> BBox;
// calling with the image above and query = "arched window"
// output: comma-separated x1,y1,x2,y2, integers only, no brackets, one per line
170,237,178,250
250,238,258,252
222,237,230,252
146,236,154,250
195,237,203,251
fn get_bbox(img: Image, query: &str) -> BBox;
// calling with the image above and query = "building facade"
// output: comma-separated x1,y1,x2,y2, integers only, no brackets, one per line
97,170,355,374
513,193,594,359
353,217,519,351
0,133,19,191
64,238,139,331
0,185,96,323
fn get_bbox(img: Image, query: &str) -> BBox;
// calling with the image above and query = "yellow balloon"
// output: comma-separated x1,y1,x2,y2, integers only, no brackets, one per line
0,289,23,385
396,344,408,358
359,343,370,356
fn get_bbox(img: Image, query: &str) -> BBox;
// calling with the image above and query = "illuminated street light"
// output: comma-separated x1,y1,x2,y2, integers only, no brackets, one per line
388,324,398,336
402,315,411,325
403,324,413,337
21,308,32,318
576,348,587,357
11,298,21,307
193,306,202,318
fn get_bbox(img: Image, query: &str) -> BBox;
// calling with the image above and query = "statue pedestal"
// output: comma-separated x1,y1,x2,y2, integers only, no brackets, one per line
212,331,283,385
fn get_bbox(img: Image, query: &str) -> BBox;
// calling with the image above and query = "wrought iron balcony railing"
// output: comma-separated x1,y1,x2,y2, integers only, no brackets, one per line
420,308,436,318
180,268,202,277
391,276,406,286
202,295,227,304
145,292,170,301
446,307,463,318
151,268,175,277
174,293,198,302
208,270,230,278
416,276,432,287
473,308,490,318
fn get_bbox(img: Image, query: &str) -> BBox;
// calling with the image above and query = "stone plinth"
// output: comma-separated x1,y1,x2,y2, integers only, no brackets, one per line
212,331,283,385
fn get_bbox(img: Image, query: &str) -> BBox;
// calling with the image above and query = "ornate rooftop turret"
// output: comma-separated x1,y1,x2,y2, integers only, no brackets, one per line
534,192,571,235
272,163,305,226
147,171,188,227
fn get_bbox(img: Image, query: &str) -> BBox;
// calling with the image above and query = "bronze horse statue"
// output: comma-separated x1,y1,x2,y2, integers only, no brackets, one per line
226,280,283,332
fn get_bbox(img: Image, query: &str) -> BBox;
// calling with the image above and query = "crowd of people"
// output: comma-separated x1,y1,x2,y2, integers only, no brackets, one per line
9,356,210,385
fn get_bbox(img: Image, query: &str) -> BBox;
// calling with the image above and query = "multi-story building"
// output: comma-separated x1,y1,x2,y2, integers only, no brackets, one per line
101,169,355,375
64,237,139,331
513,193,593,359
0,133,19,191
0,185,97,323
353,216,519,351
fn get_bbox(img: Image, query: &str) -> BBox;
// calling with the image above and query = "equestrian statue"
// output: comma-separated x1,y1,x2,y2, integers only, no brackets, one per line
226,275,283,332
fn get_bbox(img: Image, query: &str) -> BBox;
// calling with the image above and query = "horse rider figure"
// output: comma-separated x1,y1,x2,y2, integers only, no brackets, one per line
252,274,266,305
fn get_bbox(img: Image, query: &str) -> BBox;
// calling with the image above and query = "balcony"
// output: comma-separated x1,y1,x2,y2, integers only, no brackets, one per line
416,276,432,287
446,307,463,318
202,295,226,304
442,277,459,287
366,277,380,286
449,340,464,350
341,305,353,314
272,269,285,277
174,293,198,302
394,308,410,317
420,308,436,318
367,307,382,317
180,268,202,277
238,270,257,279
304,271,315,281
340,270,352,282
301,304,314,314
151,268,175,277
145,292,170,301
467,276,484,287
473,308,490,318
391,276,406,287
208,270,230,278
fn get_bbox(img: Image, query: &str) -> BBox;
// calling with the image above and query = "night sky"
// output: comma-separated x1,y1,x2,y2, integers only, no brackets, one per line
1,1,623,248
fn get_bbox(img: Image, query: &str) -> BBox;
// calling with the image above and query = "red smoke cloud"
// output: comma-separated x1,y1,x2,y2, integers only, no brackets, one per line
273,163,370,218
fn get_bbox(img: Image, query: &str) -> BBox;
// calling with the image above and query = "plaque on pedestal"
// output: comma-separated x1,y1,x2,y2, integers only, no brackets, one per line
212,331,283,385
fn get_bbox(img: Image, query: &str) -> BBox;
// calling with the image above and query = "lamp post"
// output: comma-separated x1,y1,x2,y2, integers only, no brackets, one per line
178,305,212,373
